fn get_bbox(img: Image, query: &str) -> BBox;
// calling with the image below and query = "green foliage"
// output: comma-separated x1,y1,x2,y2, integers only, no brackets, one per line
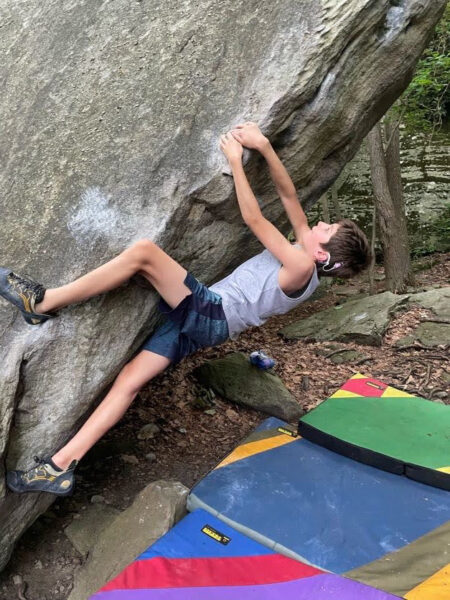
398,6,449,131
412,257,440,273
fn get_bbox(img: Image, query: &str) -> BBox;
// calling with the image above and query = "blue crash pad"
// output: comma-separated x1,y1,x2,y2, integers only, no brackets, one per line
187,418,450,573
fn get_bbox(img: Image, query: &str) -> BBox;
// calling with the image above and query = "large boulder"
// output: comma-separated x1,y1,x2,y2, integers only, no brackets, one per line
0,0,446,569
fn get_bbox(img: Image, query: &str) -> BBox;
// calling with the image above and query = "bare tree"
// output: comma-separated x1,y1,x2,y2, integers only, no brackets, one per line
367,119,413,293
320,193,330,222
368,205,377,295
330,181,342,221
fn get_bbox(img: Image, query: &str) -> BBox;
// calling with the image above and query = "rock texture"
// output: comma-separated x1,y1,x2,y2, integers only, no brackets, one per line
408,287,450,320
194,352,303,421
396,287,450,347
68,480,188,600
395,321,450,348
0,0,445,569
309,133,450,253
280,292,409,345
64,502,121,558
328,348,370,364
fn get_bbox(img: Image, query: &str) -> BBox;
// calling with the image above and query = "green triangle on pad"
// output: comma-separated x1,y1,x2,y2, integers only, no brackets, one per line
298,373,450,490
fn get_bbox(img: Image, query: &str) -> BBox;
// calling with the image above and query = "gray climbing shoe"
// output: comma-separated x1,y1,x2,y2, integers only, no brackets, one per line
0,268,54,325
7,457,77,496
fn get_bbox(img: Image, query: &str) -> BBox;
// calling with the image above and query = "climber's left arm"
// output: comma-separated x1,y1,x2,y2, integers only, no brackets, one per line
231,122,311,245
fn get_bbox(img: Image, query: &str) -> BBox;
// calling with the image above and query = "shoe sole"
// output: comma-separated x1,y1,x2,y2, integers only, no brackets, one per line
0,267,23,310
22,311,52,326
6,479,74,497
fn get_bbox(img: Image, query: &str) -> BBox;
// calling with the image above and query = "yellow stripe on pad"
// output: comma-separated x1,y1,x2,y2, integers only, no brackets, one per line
382,386,415,398
330,389,362,399
437,466,450,474
404,563,450,599
215,434,298,469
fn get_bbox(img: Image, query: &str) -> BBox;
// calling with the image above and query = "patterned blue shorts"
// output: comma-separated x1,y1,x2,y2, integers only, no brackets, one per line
141,273,229,364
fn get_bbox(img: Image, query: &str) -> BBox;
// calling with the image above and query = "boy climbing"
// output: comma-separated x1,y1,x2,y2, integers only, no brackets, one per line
1,122,370,495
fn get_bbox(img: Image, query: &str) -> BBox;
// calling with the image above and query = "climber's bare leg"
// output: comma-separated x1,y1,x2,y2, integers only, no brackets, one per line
52,350,171,470
36,239,192,314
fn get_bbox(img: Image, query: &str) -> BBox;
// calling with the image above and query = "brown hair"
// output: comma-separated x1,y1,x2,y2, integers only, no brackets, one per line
318,219,371,279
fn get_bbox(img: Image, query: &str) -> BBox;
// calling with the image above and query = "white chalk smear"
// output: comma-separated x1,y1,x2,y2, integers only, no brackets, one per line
380,536,399,554
67,187,120,250
354,312,368,322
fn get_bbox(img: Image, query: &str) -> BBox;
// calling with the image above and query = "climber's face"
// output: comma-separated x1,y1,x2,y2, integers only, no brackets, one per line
305,221,340,263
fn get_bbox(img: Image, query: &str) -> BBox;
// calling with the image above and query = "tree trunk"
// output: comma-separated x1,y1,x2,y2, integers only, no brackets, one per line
320,194,330,223
368,205,377,295
367,122,411,293
384,118,413,286
330,182,342,221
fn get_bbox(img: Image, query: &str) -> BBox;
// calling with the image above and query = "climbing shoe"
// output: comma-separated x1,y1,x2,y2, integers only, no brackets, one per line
0,268,54,325
6,457,77,496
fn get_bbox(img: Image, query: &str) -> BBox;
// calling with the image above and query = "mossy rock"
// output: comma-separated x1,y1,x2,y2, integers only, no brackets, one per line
329,349,369,364
408,287,450,320
280,292,409,346
193,352,303,422
396,322,450,348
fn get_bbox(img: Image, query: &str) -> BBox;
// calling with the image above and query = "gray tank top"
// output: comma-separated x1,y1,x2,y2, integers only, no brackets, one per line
209,246,319,339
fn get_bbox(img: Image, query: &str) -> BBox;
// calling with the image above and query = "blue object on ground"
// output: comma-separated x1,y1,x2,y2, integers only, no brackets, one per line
249,350,276,370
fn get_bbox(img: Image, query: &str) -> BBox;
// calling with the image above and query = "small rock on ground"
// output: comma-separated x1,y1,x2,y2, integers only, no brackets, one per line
64,503,121,557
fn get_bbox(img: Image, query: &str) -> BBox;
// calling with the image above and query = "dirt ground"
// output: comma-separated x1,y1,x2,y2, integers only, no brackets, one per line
1,252,449,600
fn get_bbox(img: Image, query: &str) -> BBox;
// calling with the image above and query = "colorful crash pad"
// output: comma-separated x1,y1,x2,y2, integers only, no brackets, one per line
187,418,450,574
89,509,400,599
346,520,450,598
298,373,450,490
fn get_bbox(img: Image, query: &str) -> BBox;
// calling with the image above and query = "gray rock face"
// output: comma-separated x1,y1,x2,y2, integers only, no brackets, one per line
0,0,445,570
194,352,303,421
396,322,450,348
280,292,409,345
68,480,188,600
408,287,450,320
395,287,450,347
